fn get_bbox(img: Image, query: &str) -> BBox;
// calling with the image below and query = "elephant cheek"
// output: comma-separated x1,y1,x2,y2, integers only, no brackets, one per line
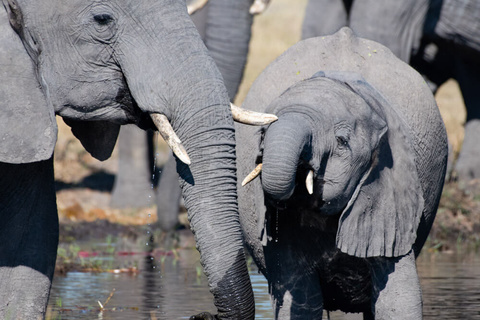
318,180,352,215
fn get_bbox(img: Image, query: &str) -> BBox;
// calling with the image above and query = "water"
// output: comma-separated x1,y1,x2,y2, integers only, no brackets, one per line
47,248,480,319
418,251,480,319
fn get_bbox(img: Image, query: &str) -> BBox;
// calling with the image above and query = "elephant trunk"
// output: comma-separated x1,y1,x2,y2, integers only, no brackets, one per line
262,114,313,200
172,77,255,319
115,7,254,316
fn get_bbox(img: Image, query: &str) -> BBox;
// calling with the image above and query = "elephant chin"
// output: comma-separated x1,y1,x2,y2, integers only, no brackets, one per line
63,119,120,161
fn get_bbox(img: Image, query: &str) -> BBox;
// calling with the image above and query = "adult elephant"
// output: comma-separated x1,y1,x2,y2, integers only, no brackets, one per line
110,0,256,232
0,0,275,318
236,28,448,318
302,0,480,186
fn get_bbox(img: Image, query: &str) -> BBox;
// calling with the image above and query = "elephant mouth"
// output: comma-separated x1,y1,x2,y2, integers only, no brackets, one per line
114,87,157,130
264,164,326,210
263,164,348,217
55,84,153,129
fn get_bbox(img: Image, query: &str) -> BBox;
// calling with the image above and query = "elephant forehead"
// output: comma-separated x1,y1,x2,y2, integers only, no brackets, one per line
269,77,369,118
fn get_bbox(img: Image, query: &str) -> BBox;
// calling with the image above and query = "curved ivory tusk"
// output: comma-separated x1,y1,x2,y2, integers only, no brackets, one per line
242,163,263,186
150,113,191,165
231,103,278,126
250,0,271,15
306,170,314,195
187,0,209,15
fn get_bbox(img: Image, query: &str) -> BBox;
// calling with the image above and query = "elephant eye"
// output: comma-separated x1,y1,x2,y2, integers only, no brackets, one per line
336,136,349,148
89,11,117,42
94,14,114,25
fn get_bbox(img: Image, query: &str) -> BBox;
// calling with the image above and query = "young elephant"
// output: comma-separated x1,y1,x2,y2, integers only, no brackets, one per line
236,27,448,319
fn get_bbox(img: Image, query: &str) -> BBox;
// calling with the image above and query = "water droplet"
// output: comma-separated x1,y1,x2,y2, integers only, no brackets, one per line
146,243,149,246
147,231,150,234
148,214,151,217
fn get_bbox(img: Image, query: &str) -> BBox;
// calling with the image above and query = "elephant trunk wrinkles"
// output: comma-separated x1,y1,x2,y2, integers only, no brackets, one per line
262,114,313,200
115,9,254,315
158,56,254,318
172,78,255,319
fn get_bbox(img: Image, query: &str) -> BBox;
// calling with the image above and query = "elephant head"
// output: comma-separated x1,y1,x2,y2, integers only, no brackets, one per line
0,0,273,317
243,70,425,259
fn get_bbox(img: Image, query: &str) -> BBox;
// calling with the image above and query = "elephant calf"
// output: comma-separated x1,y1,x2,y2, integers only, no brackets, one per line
236,27,448,319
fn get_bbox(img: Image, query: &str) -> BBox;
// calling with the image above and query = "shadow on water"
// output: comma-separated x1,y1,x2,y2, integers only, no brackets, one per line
47,239,480,319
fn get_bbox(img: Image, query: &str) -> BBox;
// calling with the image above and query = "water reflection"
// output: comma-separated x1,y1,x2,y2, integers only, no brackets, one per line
418,251,480,319
47,245,480,319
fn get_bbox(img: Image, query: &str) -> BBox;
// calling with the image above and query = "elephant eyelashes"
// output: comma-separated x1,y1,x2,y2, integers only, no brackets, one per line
93,14,114,25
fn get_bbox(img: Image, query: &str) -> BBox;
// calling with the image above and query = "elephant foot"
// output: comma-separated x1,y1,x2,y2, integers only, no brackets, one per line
189,312,219,320
454,120,480,194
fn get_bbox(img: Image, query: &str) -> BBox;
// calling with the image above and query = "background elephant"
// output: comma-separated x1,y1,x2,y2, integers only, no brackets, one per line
110,0,255,233
0,0,255,318
236,28,448,318
302,0,480,188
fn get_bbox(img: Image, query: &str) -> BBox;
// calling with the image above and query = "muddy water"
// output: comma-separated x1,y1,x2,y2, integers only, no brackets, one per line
47,246,480,319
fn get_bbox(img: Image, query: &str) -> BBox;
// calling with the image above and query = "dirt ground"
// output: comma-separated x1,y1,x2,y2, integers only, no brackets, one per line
54,0,480,254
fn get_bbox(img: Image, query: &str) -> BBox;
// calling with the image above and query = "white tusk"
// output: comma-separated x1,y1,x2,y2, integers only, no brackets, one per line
242,163,263,186
249,0,271,15
306,170,314,195
231,103,278,126
187,0,208,15
150,113,191,165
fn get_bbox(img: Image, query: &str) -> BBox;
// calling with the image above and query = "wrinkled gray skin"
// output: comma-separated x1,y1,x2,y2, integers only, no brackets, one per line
0,0,254,319
302,0,480,186
110,0,254,233
236,28,448,319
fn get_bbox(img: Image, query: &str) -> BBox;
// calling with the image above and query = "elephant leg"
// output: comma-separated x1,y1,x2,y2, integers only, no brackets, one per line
302,0,349,40
0,158,58,319
268,271,323,320
453,59,480,188
110,124,155,208
264,245,323,319
455,119,480,185
203,0,254,100
369,250,422,319
155,152,182,232
349,0,429,63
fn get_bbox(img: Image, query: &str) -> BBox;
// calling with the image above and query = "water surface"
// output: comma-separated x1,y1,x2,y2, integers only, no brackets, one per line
47,246,480,319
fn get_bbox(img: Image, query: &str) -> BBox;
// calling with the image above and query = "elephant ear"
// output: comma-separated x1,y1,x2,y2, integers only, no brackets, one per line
320,71,424,258
62,119,120,161
0,5,57,163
